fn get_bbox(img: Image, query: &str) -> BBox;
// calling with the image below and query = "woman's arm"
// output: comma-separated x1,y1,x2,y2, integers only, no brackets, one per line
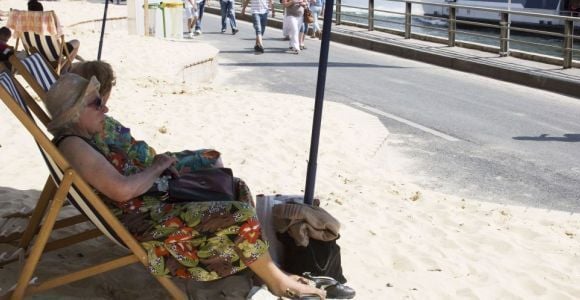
241,0,250,14
58,136,176,202
270,0,275,16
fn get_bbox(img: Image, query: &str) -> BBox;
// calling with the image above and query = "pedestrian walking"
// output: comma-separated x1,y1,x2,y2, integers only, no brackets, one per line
220,0,239,34
282,0,307,54
194,0,206,35
242,0,275,53
309,0,324,39
281,0,289,40
185,0,197,38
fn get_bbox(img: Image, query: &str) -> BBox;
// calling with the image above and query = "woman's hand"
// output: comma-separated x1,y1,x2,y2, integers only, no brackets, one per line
152,154,178,177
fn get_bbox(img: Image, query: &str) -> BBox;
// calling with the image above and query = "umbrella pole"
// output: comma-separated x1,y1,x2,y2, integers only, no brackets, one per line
304,0,334,205
97,0,110,60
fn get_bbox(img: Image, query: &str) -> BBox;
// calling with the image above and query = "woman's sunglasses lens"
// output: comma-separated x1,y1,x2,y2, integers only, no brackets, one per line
90,97,102,109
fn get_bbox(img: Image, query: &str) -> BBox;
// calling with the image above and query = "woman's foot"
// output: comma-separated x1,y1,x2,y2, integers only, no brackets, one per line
300,45,306,50
286,48,299,54
254,44,264,53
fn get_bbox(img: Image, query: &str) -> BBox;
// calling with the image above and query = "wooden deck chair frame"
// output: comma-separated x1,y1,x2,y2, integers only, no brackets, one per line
0,70,186,299
9,51,58,101
0,63,97,267
9,10,74,75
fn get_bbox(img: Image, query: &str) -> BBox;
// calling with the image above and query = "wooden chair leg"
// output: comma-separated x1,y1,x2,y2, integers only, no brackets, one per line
18,176,57,250
11,172,73,300
27,255,139,295
0,214,89,246
0,229,103,267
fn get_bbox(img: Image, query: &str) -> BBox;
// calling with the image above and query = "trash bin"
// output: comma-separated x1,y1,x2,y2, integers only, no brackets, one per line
146,2,164,38
161,2,184,39
135,1,184,38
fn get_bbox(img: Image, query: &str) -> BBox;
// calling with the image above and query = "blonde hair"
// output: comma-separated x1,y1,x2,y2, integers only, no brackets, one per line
70,60,116,97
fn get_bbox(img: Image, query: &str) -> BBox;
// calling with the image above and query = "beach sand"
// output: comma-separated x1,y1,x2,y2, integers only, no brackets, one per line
0,1,579,299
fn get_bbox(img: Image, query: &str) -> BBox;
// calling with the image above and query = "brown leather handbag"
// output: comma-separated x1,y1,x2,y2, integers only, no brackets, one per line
148,168,236,203
304,8,314,24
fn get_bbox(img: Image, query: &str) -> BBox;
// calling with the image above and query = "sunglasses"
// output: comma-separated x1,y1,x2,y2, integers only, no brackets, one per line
87,96,104,110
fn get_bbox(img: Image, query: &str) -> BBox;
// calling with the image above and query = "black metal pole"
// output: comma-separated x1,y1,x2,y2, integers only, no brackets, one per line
304,0,334,205
97,0,110,60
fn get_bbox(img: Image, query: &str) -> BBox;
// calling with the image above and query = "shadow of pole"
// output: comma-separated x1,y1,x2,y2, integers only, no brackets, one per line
512,133,580,142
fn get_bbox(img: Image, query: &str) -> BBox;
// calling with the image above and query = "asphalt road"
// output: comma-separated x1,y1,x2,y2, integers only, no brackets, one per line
196,13,580,212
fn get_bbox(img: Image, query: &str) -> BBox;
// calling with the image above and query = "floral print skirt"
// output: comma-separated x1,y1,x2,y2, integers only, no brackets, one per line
117,179,267,281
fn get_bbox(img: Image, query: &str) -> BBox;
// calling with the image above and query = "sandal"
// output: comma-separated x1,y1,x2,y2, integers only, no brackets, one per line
278,275,326,299
282,288,323,299
302,273,356,299
302,272,337,289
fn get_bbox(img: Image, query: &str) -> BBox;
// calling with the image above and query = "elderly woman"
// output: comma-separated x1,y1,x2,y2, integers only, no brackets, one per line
68,61,252,209
45,73,326,299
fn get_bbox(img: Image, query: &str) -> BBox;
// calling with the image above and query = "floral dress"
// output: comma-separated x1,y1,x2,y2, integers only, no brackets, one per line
91,116,268,281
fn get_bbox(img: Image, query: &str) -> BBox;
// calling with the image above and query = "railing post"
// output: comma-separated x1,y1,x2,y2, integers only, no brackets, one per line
448,5,456,47
336,0,341,25
563,19,573,69
368,0,374,31
405,2,411,39
499,12,509,56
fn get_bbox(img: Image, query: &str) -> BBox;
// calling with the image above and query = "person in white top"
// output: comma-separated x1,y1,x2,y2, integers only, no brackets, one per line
184,0,197,38
242,0,275,53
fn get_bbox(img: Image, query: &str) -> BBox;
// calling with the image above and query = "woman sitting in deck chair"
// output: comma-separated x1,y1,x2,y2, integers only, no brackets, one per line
44,73,326,300
69,61,228,192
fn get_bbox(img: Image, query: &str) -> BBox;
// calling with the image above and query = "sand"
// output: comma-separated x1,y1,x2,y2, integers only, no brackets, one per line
0,0,579,299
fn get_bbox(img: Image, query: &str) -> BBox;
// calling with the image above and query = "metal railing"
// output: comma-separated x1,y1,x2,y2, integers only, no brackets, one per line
229,0,578,68
331,0,579,68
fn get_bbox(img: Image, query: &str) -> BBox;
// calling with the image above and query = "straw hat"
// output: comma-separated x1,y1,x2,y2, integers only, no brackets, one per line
46,73,100,135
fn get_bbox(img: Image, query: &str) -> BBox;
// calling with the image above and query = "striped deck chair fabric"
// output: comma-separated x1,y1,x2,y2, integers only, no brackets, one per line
0,73,27,113
20,52,58,92
22,32,67,64
0,70,186,299
10,52,58,101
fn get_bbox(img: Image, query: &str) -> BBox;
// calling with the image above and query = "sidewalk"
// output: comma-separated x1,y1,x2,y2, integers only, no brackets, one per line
208,7,580,98
330,25,580,99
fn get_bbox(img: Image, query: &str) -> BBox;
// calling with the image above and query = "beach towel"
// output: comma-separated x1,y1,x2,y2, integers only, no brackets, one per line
6,10,63,38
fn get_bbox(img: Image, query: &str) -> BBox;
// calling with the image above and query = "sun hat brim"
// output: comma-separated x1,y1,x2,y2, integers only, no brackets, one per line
46,74,100,134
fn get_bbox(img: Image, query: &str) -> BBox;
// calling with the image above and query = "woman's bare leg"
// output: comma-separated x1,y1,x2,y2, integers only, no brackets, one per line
248,252,326,298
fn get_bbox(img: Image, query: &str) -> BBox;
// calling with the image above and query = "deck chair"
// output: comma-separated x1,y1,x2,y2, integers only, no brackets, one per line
6,10,76,75
0,61,90,265
0,70,186,299
9,51,58,101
